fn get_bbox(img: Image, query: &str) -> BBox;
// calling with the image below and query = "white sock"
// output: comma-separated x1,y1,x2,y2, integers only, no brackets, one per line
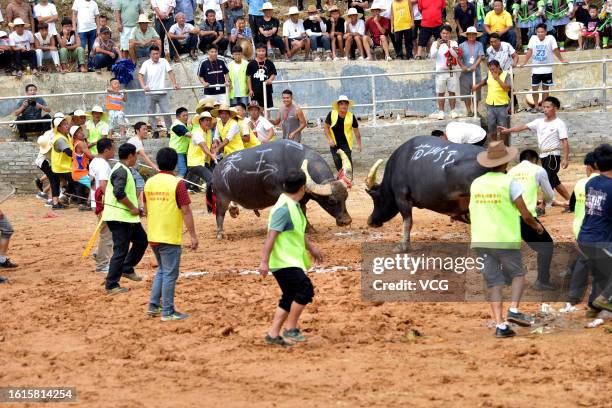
509,307,519,314
0,255,6,263
496,322,508,330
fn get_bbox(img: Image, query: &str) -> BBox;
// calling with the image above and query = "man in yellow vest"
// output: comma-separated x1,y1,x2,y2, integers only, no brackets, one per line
145,147,198,321
50,114,73,210
259,170,324,347
103,143,148,294
212,104,244,157
233,102,261,149
508,149,559,291
471,59,511,145
168,107,193,178
185,112,217,197
324,95,363,174
469,141,544,338
85,105,110,155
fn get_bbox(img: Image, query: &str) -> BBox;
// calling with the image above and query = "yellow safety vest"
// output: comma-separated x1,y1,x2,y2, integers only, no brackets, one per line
268,193,311,271
508,160,540,217
51,131,73,173
329,110,354,150
187,127,213,167
485,71,510,106
238,118,261,149
102,162,140,223
169,119,192,154
144,173,183,245
469,172,521,249
572,174,598,239
218,118,244,155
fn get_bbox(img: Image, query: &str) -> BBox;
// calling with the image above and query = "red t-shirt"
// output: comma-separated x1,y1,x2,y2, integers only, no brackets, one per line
418,0,445,28
365,17,390,44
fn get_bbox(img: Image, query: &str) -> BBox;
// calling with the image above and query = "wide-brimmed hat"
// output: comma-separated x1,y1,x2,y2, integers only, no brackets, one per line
307,5,320,13
137,14,151,24
69,125,83,138
344,8,362,18
91,105,104,114
460,26,482,37
212,104,237,118
476,141,518,168
0,31,8,38
196,98,216,114
53,115,70,129
332,95,355,110
367,2,386,12
37,132,53,155
327,5,340,13
247,101,263,112
260,2,275,11
192,111,213,126
286,6,301,15
10,18,28,28
71,109,87,121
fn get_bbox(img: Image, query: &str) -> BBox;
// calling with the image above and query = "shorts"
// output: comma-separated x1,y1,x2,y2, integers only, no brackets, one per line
435,73,457,94
0,215,14,239
130,167,145,191
135,45,152,58
413,19,421,39
109,110,129,132
288,37,305,48
204,92,228,106
120,26,136,51
581,29,599,38
541,155,561,189
486,104,510,134
531,73,554,87
418,25,441,48
272,267,315,312
475,248,527,288
76,175,90,187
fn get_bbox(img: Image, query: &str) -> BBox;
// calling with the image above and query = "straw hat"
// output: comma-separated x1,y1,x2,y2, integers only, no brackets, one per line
367,2,386,12
332,95,355,110
247,101,263,112
69,125,83,139
327,5,340,13
476,141,518,168
307,5,319,13
89,105,109,121
137,14,151,24
212,104,237,118
460,26,482,38
0,31,8,38
37,132,53,155
9,18,29,28
192,111,213,126
196,98,216,114
286,6,301,16
344,8,362,18
260,2,276,11
53,115,70,129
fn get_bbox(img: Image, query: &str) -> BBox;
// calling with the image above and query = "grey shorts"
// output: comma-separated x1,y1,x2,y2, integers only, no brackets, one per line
0,215,14,239
476,248,527,288
486,104,509,134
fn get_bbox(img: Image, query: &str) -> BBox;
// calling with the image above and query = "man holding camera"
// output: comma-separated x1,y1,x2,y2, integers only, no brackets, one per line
13,83,51,141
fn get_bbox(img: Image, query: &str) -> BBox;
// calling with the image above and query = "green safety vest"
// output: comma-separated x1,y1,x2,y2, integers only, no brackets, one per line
268,194,311,271
86,120,108,155
169,119,192,154
469,172,521,249
102,162,140,223
572,174,598,239
508,160,540,217
228,60,249,99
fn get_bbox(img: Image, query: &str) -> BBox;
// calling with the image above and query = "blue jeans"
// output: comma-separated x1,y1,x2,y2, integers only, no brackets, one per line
149,244,182,316
92,52,118,70
177,153,187,177
79,29,97,55
309,35,330,51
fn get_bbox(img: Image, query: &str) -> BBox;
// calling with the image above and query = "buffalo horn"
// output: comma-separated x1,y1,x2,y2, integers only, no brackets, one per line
301,160,333,196
365,159,384,189
336,149,353,182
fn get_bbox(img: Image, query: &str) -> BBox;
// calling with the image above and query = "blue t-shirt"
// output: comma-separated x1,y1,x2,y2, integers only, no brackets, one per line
248,0,265,17
578,174,612,244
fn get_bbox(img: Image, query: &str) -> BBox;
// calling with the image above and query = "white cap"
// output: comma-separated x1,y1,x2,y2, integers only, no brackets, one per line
91,105,104,114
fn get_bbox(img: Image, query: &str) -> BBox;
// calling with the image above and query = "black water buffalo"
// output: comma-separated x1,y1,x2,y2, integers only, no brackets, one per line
212,140,352,239
366,135,488,250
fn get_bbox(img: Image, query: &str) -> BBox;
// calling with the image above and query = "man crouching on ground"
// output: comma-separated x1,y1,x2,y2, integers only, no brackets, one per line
259,170,323,347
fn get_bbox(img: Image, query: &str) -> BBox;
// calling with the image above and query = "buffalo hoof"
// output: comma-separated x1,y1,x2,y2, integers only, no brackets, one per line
228,205,240,218
216,232,225,240
394,242,411,253
254,210,260,217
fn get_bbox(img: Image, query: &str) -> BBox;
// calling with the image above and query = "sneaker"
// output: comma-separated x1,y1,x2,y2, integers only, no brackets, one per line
95,265,109,274
532,280,558,291
161,311,190,321
325,55,332,61
0,258,18,268
36,192,47,200
106,286,129,295
35,177,43,192
52,203,67,210
333,56,339,61
123,272,143,282
436,110,445,120
507,310,532,327
385,56,392,61
528,107,539,113
283,328,307,342
595,45,601,50
357,56,364,60
78,205,92,212
495,325,516,338
314,56,321,62
264,334,292,347
45,199,53,207
450,110,459,119
593,295,612,313
147,305,162,316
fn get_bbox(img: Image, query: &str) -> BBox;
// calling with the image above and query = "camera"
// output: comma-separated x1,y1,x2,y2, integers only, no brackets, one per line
28,99,36,106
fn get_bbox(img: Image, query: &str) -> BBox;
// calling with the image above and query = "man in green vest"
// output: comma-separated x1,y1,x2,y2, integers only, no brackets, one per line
259,169,324,347
103,143,148,294
168,107,192,178
469,141,544,338
508,149,558,291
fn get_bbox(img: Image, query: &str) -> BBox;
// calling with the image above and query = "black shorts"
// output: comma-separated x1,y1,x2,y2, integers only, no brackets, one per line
272,267,314,312
541,155,561,189
414,19,421,38
418,25,441,48
531,73,554,87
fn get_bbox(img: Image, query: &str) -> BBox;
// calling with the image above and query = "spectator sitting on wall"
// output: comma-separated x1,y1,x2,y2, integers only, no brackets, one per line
199,9,229,55
481,0,517,49
13,83,52,141
129,14,162,64
304,5,332,61
229,17,253,56
6,0,36,35
578,5,603,50
256,2,286,59
283,6,310,61
58,18,87,73
327,5,346,60
168,12,199,61
0,31,15,74
9,18,37,78
344,7,372,60
91,27,119,74
34,23,61,73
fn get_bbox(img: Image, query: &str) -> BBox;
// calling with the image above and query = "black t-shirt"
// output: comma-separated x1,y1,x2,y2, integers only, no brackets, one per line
198,58,229,95
304,18,328,34
575,6,590,26
257,16,280,36
325,111,358,148
454,3,477,32
327,16,345,34
246,59,277,96
584,16,603,33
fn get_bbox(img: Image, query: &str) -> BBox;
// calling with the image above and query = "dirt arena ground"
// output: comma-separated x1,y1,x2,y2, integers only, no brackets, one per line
0,165,610,407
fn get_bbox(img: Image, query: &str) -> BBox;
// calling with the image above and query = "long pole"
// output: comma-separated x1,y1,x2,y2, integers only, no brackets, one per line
109,159,207,190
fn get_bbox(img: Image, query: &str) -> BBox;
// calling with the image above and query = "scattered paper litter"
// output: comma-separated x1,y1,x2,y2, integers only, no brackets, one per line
559,303,578,313
181,271,210,278
586,318,604,329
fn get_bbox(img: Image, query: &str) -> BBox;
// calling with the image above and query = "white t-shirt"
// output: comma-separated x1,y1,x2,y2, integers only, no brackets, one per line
197,0,225,21
139,58,173,94
127,136,144,152
283,19,305,39
412,3,422,20
244,116,273,142
34,4,59,36
9,31,34,51
89,157,111,209
169,23,196,42
445,122,487,144
527,117,568,158
527,35,557,75
72,0,100,33
346,19,365,35
430,40,459,72
380,0,393,19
